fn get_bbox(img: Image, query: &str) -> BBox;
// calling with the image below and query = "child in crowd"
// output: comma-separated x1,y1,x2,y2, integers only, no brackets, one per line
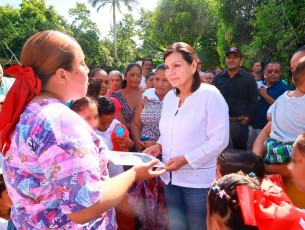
288,133,305,192
70,96,99,130
145,72,155,89
204,71,215,84
216,149,265,180
263,56,305,164
96,96,135,230
207,173,305,230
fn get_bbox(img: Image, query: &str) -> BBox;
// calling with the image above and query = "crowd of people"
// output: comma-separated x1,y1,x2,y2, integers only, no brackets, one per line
0,30,305,230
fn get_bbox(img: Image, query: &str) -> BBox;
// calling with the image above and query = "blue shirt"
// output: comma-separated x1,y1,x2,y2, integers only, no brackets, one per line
251,80,289,129
0,77,15,96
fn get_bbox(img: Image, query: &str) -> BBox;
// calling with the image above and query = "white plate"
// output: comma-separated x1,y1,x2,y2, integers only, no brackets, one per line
108,151,165,167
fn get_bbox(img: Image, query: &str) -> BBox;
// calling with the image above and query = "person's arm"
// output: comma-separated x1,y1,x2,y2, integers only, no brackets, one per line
66,160,165,224
258,87,275,105
130,98,146,152
264,163,291,178
118,110,128,129
252,121,271,157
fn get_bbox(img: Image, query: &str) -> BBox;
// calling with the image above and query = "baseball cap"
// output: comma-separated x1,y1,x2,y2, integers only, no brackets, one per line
225,47,243,57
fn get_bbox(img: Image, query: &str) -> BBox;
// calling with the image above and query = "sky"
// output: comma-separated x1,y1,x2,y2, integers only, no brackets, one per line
1,0,159,37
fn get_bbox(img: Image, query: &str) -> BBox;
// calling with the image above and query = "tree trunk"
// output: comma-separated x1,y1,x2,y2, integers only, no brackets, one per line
113,0,118,61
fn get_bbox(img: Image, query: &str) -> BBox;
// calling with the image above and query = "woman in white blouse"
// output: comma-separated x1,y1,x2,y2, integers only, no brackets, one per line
144,42,229,230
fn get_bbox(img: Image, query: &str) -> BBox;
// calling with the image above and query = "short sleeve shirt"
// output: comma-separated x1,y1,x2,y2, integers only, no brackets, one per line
2,98,116,229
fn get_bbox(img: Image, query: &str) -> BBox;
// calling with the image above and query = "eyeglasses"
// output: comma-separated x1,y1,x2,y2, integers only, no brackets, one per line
266,69,281,74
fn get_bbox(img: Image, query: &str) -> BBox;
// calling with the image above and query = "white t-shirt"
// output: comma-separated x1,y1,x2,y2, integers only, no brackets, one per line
0,217,8,229
140,76,147,88
158,83,229,188
96,119,124,177
268,91,305,143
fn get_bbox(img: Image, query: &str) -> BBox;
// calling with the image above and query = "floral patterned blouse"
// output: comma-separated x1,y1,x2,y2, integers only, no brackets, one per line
2,98,116,229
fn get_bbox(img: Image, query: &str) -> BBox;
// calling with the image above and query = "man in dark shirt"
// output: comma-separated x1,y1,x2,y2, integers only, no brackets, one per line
212,47,258,149
247,62,289,150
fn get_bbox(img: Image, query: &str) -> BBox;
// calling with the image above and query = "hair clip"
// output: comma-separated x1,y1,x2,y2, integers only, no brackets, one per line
212,185,220,192
219,190,227,199
249,172,256,177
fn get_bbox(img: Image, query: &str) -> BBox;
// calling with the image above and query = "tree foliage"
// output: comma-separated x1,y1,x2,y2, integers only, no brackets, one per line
216,0,261,67
244,0,305,78
147,0,220,69
68,3,103,69
0,0,69,61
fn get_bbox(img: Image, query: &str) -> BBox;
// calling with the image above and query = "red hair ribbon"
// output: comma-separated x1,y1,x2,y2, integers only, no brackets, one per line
237,179,305,230
0,65,42,156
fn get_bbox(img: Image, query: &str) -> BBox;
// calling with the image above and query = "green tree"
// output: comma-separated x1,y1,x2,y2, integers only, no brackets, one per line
148,0,220,68
216,0,261,67
0,0,69,61
245,1,305,79
68,3,103,69
135,9,163,62
88,0,139,62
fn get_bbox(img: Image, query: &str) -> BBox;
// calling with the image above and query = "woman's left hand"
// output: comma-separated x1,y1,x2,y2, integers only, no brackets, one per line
164,156,188,171
143,140,157,148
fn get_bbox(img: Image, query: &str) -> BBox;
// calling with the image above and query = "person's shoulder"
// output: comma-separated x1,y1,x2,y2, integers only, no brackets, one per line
239,69,253,78
198,83,219,93
3,76,15,85
214,71,226,78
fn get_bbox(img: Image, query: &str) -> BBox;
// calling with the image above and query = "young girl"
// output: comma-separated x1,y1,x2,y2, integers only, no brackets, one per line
70,96,99,130
216,149,265,180
96,96,135,230
207,173,305,230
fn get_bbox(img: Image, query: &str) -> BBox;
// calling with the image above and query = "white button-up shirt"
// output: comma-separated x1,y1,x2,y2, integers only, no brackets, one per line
158,83,229,188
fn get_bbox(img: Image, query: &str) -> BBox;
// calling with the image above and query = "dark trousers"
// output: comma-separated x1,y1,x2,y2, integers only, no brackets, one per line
228,120,249,150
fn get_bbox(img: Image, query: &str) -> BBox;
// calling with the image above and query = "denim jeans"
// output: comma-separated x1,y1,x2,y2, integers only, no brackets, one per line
164,183,209,230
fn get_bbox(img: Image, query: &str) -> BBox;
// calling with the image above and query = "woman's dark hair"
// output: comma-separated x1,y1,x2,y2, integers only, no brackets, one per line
293,56,305,87
97,96,115,115
163,42,201,95
122,63,142,89
208,173,260,230
155,64,166,72
70,96,97,113
217,149,265,179
88,68,107,78
294,133,305,154
145,72,155,81
87,78,102,99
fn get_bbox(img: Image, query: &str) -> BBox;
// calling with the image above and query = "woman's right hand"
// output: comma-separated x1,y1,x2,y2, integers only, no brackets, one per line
131,159,166,181
143,143,162,157
135,139,145,152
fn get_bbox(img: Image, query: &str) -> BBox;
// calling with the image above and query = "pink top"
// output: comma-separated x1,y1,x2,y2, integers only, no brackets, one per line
2,98,116,229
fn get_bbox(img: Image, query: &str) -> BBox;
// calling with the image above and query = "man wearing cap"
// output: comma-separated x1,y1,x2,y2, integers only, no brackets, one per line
212,47,258,150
